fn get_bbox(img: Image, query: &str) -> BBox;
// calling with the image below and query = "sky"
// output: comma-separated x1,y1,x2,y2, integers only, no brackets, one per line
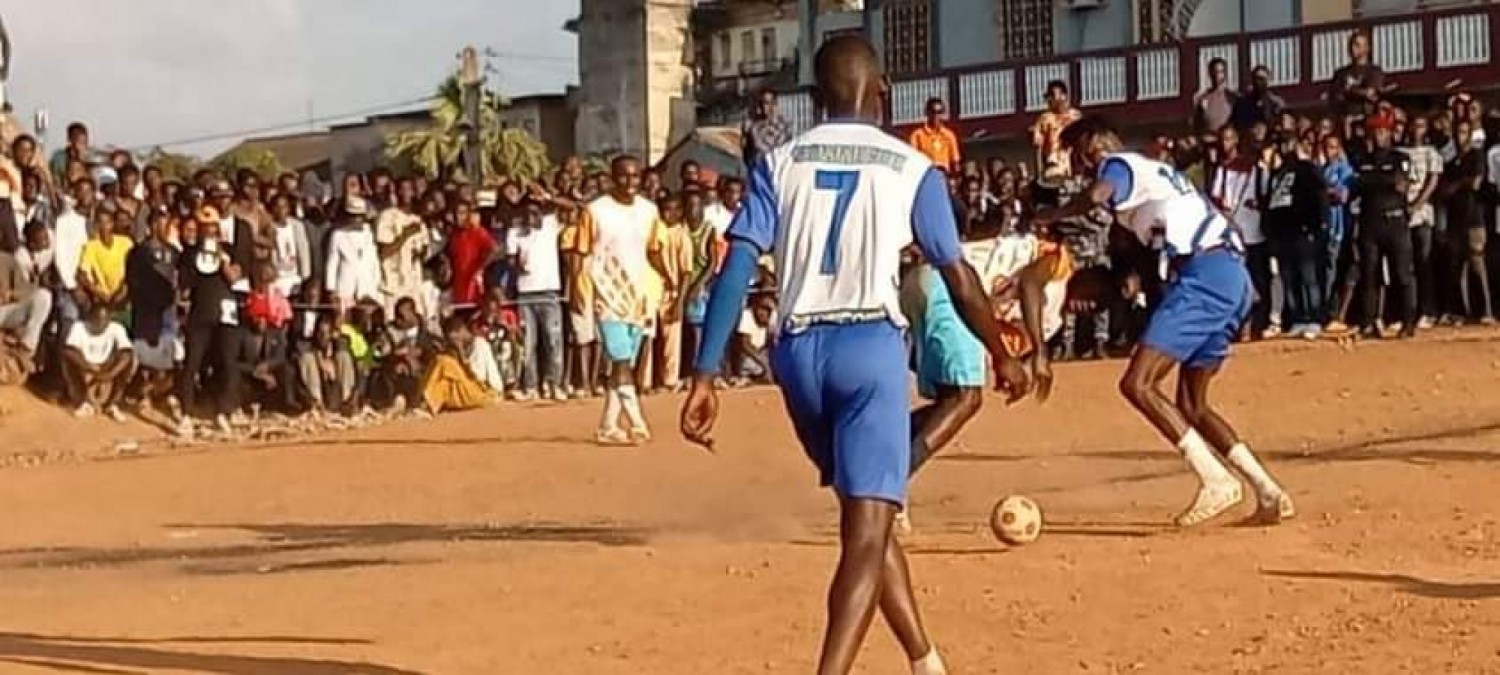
4,0,579,158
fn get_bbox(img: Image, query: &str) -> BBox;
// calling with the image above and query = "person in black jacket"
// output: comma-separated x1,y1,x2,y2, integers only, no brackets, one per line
177,207,245,433
1353,113,1414,339
1264,141,1330,339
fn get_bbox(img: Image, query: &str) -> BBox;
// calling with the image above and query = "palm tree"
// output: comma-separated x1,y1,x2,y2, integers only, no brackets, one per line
386,75,551,183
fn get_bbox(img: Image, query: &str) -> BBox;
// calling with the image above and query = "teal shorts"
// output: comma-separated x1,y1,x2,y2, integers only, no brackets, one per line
599,320,644,365
912,268,986,399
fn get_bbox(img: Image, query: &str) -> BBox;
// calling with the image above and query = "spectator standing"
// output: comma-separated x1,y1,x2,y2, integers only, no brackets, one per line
1207,126,1273,337
209,179,256,270
909,97,961,175
1265,141,1329,338
77,206,133,314
1444,119,1493,323
446,198,497,311
48,122,93,181
375,178,430,317
652,193,694,391
702,177,743,236
1232,66,1286,132
268,193,312,298
741,88,792,170
558,200,598,396
325,198,381,312
508,198,566,401
576,156,665,444
1399,116,1443,327
60,303,135,420
1329,31,1386,132
681,189,720,377
179,212,245,431
1194,58,1238,138
54,177,95,326
1320,135,1358,325
1354,113,1416,339
124,208,180,378
1031,80,1082,192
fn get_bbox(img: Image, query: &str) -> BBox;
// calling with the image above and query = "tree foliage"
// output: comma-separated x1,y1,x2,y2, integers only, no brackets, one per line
386,75,552,183
210,146,284,179
139,147,201,182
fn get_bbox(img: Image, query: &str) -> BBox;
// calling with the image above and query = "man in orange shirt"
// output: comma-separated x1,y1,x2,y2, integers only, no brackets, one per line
908,97,960,174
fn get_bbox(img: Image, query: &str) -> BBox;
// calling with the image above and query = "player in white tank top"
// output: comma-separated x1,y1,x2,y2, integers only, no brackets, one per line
1035,117,1295,529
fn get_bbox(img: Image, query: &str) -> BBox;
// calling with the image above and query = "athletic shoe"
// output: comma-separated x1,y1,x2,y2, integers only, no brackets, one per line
550,388,570,402
510,390,537,402
73,402,96,419
1418,316,1436,329
1301,325,1321,341
1481,316,1497,326
628,427,652,443
1262,325,1283,339
595,428,631,446
105,405,127,423
912,647,948,675
1174,481,1243,527
1246,492,1297,525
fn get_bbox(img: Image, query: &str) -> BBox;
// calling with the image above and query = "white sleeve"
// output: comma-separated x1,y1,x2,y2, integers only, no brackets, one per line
112,324,133,351
1487,147,1500,187
63,323,85,351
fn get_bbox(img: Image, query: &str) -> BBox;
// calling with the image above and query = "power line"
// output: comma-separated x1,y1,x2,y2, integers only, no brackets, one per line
126,93,441,152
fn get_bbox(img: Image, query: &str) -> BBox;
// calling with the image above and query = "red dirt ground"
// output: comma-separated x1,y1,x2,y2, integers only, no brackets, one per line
1,331,1500,674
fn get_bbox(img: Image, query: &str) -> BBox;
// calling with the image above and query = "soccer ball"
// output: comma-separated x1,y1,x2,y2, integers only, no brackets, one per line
990,495,1043,545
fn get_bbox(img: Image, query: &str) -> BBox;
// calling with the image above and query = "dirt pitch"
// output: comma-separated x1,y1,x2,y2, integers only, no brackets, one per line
1,331,1499,674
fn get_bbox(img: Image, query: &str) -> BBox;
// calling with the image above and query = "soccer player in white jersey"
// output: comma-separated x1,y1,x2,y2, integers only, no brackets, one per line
1036,117,1296,527
680,36,1029,675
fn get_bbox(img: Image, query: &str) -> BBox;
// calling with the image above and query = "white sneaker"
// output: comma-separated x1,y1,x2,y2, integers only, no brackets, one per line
912,647,948,675
628,426,652,444
549,387,569,402
510,390,537,402
1418,316,1436,330
1175,481,1244,527
105,405,127,423
595,428,631,446
73,402,96,419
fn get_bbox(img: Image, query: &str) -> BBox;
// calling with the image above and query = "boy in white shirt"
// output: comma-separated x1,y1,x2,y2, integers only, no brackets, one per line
62,303,136,420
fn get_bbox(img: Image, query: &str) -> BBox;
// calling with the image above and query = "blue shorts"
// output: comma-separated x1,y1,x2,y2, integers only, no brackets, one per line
598,320,644,365
771,321,911,506
911,268,986,400
1141,249,1252,370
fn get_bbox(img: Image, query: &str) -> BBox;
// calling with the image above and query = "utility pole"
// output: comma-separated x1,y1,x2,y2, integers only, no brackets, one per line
458,45,484,185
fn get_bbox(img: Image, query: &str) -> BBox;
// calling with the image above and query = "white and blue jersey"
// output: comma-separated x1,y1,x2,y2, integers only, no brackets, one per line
1097,152,1251,368
707,121,964,505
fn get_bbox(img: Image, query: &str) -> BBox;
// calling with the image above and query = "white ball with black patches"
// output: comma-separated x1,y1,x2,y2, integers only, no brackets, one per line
990,495,1043,546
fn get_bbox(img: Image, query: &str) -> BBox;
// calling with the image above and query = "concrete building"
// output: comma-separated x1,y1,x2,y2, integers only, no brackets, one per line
573,0,696,163
498,93,577,165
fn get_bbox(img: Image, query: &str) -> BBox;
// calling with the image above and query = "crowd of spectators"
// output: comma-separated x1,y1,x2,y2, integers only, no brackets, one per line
1,30,1498,439
0,120,766,437
913,30,1500,357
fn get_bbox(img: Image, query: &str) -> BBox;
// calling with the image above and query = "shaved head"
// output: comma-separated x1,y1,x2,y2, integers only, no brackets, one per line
813,35,886,122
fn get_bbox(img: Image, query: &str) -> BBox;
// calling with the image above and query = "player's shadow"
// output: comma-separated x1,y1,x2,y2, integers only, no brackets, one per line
1262,570,1500,600
0,631,422,674
0,521,651,574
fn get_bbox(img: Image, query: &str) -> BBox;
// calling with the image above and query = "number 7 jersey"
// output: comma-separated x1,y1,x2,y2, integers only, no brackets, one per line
725,121,962,332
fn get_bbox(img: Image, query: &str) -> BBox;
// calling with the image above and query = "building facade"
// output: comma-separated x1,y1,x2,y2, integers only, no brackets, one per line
574,0,695,163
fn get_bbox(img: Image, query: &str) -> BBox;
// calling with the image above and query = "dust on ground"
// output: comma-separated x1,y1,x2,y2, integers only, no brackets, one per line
0,331,1498,674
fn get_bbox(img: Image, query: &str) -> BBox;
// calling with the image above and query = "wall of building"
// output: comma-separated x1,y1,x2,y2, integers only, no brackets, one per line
575,0,647,159
1051,1,1134,55
933,0,998,68
1186,0,1296,37
709,18,800,78
500,98,577,164
644,0,695,163
1301,0,1355,24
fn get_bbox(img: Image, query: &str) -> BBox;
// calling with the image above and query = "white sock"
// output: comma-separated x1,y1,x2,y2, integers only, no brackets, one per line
1227,442,1283,500
1176,429,1235,487
618,385,648,431
599,388,623,432
912,647,947,675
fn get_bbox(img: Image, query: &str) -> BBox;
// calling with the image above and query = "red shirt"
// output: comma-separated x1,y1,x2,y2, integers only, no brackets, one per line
447,225,496,306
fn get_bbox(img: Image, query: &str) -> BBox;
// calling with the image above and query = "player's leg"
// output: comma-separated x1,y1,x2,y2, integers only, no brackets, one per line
910,384,983,474
1123,254,1247,526
1176,366,1295,524
596,320,647,443
818,322,943,675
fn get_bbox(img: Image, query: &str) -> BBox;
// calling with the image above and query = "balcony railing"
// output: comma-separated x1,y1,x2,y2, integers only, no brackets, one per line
772,3,1498,138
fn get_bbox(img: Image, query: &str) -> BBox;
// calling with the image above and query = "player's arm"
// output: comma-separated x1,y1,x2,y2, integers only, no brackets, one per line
681,157,777,448
912,168,1029,402
1033,168,1119,227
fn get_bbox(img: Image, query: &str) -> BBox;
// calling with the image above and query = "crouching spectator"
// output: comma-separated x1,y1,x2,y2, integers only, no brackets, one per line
375,296,429,411
422,315,496,414
62,303,137,419
238,292,294,411
297,315,353,416
732,292,774,386
0,229,53,363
